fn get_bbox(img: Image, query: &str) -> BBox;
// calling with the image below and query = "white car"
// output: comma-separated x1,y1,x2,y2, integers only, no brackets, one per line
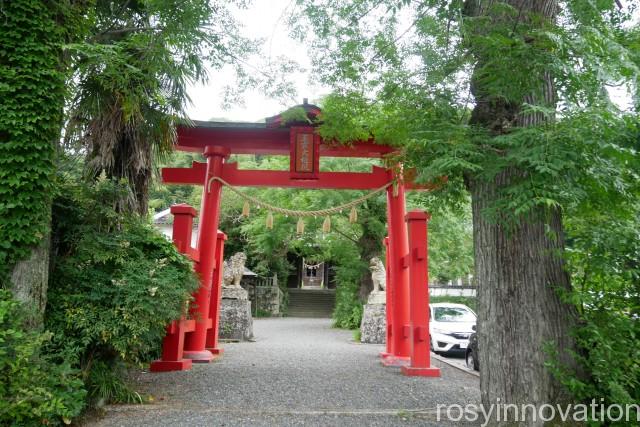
429,303,477,354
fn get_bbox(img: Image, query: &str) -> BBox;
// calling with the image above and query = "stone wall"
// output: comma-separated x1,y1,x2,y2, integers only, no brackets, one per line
247,285,283,316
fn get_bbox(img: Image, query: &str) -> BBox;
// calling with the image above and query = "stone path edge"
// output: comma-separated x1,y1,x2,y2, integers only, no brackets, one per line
431,353,480,378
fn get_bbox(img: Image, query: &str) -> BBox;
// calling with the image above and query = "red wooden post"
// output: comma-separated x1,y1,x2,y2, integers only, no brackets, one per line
183,146,229,362
206,230,227,354
382,177,411,367
401,210,441,377
150,204,198,372
379,236,395,360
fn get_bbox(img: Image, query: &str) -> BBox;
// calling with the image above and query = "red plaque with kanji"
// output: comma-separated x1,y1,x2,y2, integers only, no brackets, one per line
290,127,319,179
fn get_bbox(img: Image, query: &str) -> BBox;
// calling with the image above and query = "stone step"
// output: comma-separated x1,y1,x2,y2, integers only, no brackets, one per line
286,289,335,318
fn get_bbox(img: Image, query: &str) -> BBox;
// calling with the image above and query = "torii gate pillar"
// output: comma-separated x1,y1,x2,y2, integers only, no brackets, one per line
382,176,411,366
402,210,440,376
183,146,229,362
206,230,227,354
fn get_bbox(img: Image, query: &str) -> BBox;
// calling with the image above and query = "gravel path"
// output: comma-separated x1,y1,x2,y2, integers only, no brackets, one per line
91,318,480,426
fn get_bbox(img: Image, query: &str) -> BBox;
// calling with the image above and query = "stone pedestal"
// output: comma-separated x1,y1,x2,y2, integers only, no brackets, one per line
360,303,386,344
223,286,248,300
367,290,386,305
219,287,253,341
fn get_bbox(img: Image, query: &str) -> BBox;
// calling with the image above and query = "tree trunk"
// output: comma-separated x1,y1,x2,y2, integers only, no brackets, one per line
10,217,51,328
470,172,578,414
464,0,580,423
1,1,70,328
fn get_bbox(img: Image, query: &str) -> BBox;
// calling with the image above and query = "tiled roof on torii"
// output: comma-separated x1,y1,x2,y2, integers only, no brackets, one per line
175,100,392,158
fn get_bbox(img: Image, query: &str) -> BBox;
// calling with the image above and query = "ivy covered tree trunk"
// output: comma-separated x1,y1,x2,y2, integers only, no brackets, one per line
10,224,51,325
465,0,579,418
0,1,67,324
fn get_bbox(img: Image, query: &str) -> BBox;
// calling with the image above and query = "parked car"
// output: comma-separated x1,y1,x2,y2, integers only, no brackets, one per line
465,328,479,371
429,303,477,354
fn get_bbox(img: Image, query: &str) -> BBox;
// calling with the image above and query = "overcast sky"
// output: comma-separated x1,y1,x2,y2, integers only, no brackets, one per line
185,0,325,122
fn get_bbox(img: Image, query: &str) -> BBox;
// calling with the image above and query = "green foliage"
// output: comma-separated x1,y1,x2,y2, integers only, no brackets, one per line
548,310,640,425
333,280,364,330
332,280,364,330
0,1,74,283
279,106,314,125
548,197,640,419
149,152,205,213
254,308,273,318
46,177,198,403
0,290,86,426
215,156,387,328
329,228,371,329
408,193,474,283
86,361,142,406
295,1,640,225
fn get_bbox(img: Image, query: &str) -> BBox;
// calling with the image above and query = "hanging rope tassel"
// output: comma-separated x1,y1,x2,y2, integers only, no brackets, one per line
242,201,250,218
266,211,274,229
296,217,305,234
392,181,399,197
349,206,358,223
322,216,331,233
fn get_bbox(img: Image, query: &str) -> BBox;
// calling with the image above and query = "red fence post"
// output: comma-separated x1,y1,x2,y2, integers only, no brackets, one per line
183,146,229,362
150,204,198,372
401,210,441,377
382,177,411,367
206,230,227,355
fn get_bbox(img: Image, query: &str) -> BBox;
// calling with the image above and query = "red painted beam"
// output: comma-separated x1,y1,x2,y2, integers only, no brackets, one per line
178,126,290,154
176,124,395,158
220,163,392,190
162,161,441,192
162,162,207,185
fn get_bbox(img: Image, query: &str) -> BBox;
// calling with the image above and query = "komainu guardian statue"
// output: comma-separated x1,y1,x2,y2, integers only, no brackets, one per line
370,257,386,293
360,256,387,343
223,252,246,288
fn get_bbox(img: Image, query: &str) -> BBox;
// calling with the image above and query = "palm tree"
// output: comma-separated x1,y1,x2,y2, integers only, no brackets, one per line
65,0,253,214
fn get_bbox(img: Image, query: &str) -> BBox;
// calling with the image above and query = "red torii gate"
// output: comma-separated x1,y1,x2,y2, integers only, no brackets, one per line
150,102,440,377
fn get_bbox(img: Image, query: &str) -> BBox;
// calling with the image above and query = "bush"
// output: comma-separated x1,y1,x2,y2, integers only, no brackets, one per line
0,290,86,426
547,210,640,424
548,294,640,425
333,280,363,329
46,178,198,405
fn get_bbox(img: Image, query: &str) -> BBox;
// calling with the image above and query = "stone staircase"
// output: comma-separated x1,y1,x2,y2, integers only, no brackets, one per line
286,289,336,318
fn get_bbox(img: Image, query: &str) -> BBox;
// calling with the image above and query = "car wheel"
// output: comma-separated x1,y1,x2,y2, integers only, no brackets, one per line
466,349,478,371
